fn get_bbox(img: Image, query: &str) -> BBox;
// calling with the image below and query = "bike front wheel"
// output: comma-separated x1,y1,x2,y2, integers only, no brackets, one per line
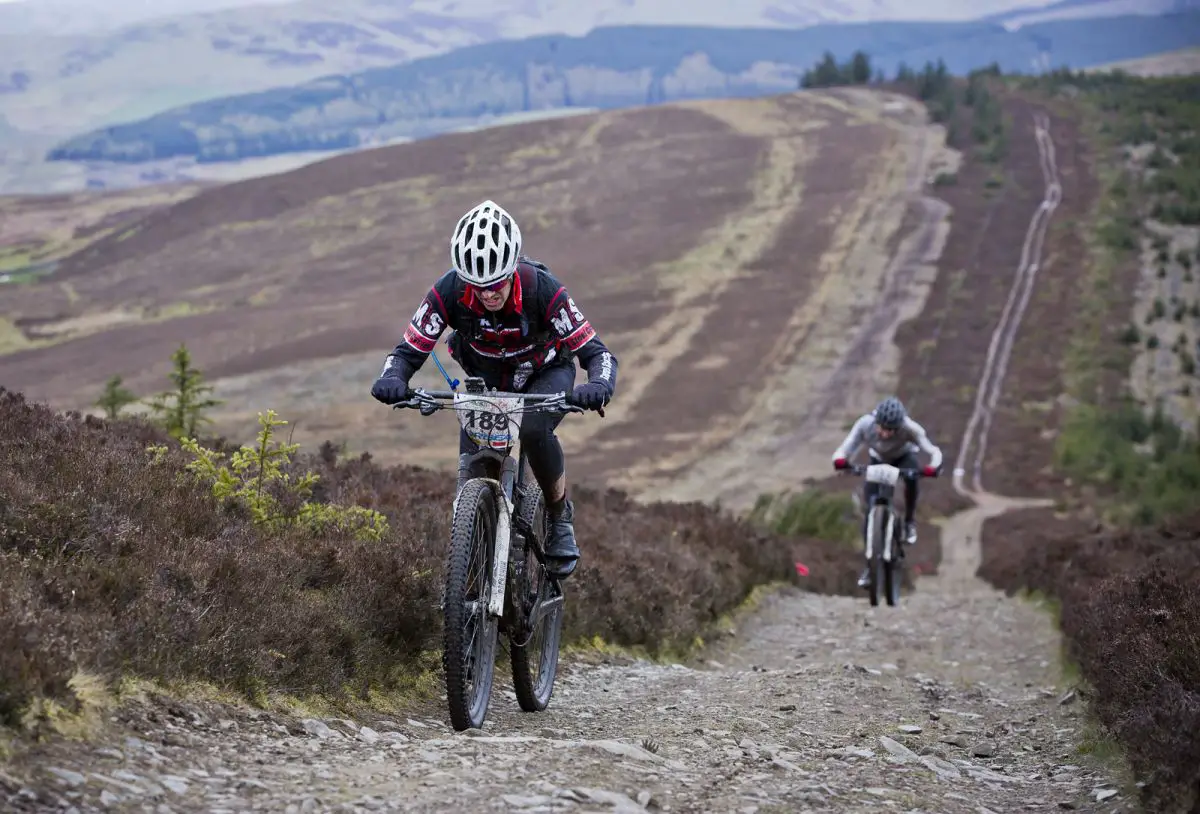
442,479,500,731
509,483,565,712
867,505,889,607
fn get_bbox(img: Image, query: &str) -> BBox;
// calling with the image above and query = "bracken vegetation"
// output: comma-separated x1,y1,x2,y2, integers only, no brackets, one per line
980,511,1200,814
0,386,860,736
983,68,1200,813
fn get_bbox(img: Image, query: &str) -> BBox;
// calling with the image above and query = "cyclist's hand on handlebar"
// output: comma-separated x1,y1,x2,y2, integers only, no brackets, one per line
569,382,610,412
922,465,940,477
833,457,848,471
371,376,413,405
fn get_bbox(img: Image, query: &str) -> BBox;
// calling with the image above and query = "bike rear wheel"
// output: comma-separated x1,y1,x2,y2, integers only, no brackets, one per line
509,483,565,712
883,510,903,607
443,479,499,731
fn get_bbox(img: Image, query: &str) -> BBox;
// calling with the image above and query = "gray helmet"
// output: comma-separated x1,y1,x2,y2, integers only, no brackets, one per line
874,396,907,430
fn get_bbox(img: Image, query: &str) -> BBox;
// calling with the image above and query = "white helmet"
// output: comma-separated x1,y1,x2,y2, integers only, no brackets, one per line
450,199,523,286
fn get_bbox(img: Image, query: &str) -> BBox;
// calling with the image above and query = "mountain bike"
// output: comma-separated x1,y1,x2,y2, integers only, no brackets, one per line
393,376,584,731
838,462,932,608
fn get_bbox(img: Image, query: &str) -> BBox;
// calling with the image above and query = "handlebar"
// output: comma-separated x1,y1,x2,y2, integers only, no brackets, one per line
836,462,937,479
391,388,588,416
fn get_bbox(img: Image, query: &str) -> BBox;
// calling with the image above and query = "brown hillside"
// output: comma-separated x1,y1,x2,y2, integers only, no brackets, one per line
0,88,956,511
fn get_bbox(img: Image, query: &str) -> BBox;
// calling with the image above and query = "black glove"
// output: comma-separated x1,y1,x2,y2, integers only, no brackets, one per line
371,376,413,405
571,381,610,411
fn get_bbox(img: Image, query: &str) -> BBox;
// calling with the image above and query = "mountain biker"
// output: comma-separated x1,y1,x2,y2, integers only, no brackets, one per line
830,396,942,588
369,199,618,579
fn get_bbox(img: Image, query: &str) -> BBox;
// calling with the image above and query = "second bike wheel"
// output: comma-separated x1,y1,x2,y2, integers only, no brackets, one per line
509,482,565,712
442,479,500,731
884,512,903,607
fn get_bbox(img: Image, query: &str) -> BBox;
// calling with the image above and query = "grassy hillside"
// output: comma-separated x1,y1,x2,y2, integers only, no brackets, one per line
1,88,958,516
975,68,1200,812
44,12,1200,166
0,77,945,749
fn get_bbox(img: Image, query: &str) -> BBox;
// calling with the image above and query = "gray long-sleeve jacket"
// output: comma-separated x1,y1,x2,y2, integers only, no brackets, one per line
831,412,943,469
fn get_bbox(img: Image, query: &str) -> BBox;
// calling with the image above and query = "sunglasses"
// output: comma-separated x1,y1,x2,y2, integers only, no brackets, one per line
470,277,511,294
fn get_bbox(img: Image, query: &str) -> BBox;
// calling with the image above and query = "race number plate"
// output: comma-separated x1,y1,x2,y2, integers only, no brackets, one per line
865,463,901,486
454,393,525,450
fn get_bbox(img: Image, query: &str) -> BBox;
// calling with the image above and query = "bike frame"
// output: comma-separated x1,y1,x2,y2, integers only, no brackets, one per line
842,462,930,565
399,377,581,619
866,466,899,565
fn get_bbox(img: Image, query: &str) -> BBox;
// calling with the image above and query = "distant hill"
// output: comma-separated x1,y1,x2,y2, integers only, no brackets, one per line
47,11,1200,166
1085,45,1200,75
0,0,1177,145
0,0,298,36
985,0,1198,29
0,0,1056,37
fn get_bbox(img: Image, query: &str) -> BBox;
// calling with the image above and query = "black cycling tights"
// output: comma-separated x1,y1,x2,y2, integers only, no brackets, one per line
457,362,577,501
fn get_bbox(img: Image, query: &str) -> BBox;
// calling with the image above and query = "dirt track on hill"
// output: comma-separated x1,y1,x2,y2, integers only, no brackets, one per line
0,89,955,494
576,88,956,511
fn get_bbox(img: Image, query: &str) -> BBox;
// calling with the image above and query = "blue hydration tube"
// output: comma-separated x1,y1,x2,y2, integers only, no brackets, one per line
430,335,460,390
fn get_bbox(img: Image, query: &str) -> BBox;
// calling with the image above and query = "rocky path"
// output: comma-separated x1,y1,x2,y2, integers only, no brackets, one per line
6,558,1131,814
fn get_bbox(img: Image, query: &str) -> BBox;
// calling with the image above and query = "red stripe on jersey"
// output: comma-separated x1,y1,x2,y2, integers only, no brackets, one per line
404,324,437,353
562,321,595,351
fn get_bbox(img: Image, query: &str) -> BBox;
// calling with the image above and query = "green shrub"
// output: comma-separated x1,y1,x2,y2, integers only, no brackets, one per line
1055,403,1200,525
168,409,390,542
749,489,859,548
92,375,137,420
146,343,223,439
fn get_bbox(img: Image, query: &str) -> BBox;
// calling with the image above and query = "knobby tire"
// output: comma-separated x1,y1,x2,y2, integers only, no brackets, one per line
443,479,499,732
868,505,888,607
509,482,564,712
884,509,902,607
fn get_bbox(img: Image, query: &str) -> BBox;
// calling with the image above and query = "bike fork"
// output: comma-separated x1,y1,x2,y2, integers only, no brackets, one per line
864,507,876,561
487,455,519,618
865,505,898,562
